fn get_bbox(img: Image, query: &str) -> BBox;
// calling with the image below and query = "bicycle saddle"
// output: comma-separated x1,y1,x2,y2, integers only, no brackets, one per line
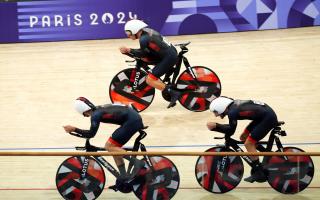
174,41,191,48
277,121,285,126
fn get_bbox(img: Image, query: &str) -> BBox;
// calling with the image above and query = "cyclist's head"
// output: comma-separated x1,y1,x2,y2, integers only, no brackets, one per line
74,97,96,117
209,96,234,117
124,19,148,38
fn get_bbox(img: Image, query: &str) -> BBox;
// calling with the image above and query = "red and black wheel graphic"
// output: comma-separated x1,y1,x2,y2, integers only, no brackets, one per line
109,68,155,112
195,147,243,193
132,156,180,200
56,156,105,200
264,147,314,194
176,66,221,112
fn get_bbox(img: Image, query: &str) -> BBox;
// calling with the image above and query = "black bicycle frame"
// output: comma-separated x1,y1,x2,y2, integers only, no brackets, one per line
77,128,172,186
219,127,286,168
78,129,148,180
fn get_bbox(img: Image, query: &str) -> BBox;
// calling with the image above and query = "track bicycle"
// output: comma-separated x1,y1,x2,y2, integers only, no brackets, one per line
194,121,314,194
109,42,221,112
56,127,180,200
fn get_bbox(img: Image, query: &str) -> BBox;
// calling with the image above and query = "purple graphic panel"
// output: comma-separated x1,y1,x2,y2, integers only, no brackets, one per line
0,0,319,43
14,0,141,42
0,2,18,43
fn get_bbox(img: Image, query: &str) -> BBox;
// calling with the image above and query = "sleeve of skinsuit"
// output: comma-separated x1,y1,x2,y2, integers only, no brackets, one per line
212,111,238,136
129,34,151,57
74,114,100,138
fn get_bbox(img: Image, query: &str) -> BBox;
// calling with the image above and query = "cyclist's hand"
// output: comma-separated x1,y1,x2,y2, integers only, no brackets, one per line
63,125,76,133
207,122,216,131
119,46,131,54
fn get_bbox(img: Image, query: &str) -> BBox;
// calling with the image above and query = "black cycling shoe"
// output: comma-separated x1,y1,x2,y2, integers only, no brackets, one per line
110,175,133,193
244,169,267,183
167,89,182,108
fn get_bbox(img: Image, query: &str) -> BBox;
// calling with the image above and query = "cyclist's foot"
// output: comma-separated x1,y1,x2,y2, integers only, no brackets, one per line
167,89,182,108
244,170,267,183
110,176,133,193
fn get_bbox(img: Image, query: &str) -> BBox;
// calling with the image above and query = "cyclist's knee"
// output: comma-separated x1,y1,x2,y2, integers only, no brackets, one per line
240,129,250,141
244,136,257,146
106,137,123,151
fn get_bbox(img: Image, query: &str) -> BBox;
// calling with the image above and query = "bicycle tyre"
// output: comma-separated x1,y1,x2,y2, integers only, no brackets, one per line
56,156,105,200
264,147,314,194
176,66,221,112
109,68,155,112
132,156,180,200
195,147,243,193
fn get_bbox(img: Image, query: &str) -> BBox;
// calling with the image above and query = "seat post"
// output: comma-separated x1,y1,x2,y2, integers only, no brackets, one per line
132,129,147,151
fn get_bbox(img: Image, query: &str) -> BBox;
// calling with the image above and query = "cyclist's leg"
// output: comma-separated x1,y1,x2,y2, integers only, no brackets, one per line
106,112,144,177
106,138,127,176
146,55,176,89
146,73,166,90
240,121,257,142
145,47,177,89
105,113,143,177
244,113,277,182
243,120,266,183
146,49,180,108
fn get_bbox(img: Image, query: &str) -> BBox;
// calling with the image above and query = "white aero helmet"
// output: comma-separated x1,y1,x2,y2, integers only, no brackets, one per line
209,96,234,115
74,97,96,115
124,19,148,35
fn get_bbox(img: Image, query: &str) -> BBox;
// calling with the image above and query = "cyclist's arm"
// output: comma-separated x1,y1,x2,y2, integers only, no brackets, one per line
129,35,150,57
211,113,237,135
74,116,100,138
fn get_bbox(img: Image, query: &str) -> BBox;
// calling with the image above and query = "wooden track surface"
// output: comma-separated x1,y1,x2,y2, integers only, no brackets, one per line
0,26,319,199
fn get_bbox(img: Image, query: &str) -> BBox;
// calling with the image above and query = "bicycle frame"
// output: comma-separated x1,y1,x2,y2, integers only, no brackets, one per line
77,129,149,180
77,128,174,189
216,123,287,168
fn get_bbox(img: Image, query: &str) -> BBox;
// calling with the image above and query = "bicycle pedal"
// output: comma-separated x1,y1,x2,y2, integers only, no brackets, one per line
108,185,118,192
167,102,176,108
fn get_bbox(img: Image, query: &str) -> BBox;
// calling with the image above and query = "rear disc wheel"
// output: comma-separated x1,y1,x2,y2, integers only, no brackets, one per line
132,156,180,200
109,68,155,112
264,147,314,194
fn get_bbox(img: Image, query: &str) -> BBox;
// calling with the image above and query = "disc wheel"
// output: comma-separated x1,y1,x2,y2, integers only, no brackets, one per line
264,147,314,194
176,66,221,111
132,156,180,200
56,156,105,200
109,68,155,112
195,147,243,193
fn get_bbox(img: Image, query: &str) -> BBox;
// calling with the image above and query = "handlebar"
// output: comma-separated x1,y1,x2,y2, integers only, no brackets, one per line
124,52,141,61
125,59,136,63
214,136,225,140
